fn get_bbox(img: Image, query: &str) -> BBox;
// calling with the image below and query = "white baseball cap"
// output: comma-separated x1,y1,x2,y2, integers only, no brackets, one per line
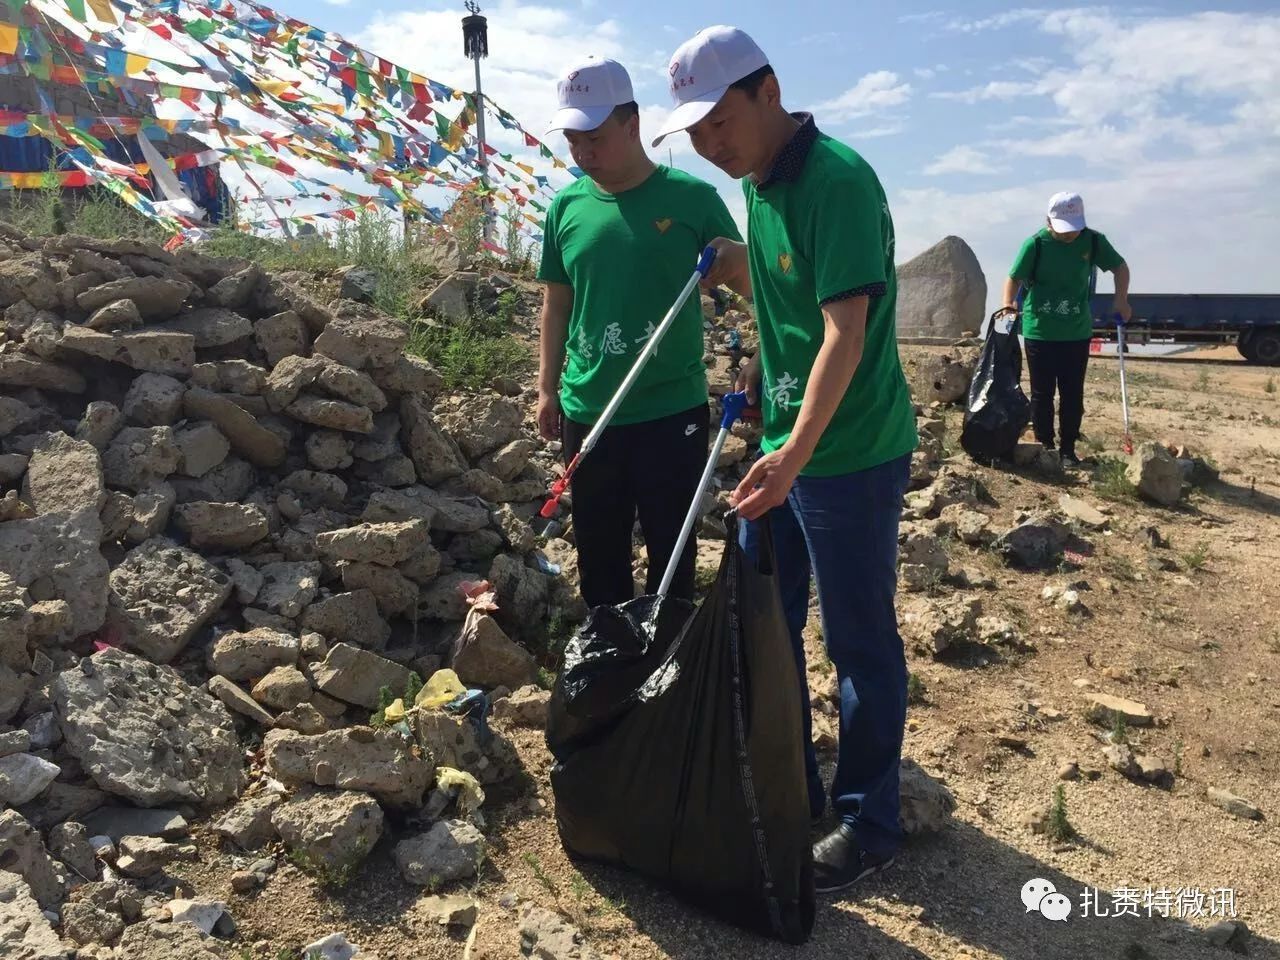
545,56,634,135
651,25,770,147
1047,191,1086,232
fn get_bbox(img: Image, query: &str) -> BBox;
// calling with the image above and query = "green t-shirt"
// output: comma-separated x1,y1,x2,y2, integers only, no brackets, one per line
538,166,741,425
744,133,917,477
1011,228,1125,341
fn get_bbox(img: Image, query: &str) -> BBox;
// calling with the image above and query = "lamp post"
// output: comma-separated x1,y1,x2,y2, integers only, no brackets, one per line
462,2,494,243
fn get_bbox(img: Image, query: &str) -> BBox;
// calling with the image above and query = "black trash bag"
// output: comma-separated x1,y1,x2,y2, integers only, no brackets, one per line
546,516,815,944
961,310,1031,462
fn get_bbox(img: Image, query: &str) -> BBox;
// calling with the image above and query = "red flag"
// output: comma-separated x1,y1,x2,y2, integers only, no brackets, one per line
524,132,538,148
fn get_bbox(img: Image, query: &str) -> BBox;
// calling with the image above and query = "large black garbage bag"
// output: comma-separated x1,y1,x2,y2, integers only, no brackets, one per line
546,517,815,944
961,310,1031,462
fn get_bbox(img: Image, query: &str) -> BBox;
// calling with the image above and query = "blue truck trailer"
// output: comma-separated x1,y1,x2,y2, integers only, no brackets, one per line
1089,294,1280,364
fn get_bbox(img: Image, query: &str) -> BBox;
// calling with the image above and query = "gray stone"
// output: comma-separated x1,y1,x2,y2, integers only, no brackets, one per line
0,662,27,722
105,538,232,662
254,311,310,367
59,326,196,376
183,387,286,469
285,395,374,434
116,920,234,960
101,489,135,542
997,514,1070,570
115,835,180,878
171,456,254,505
279,470,348,511
394,819,484,888
369,355,443,397
896,236,986,340
475,439,533,483
0,753,60,805
125,482,175,543
0,354,86,393
24,432,104,517
264,726,433,808
1058,494,1109,530
1208,786,1263,821
310,642,412,709
75,276,192,320
1085,693,1154,727
62,897,124,946
72,402,122,452
215,792,281,850
448,529,504,564
262,355,325,411
418,894,478,928
422,272,476,322
208,628,300,681
489,553,550,628
173,502,269,550
122,374,186,427
415,709,520,787
207,675,275,727
15,781,106,832
1127,442,1183,506
1204,919,1251,952
157,307,252,348
316,520,429,566
438,395,522,462
0,507,108,641
313,359,387,412
915,348,979,404
418,572,476,621
252,665,311,711
0,728,31,757
302,591,390,649
78,807,189,844
257,561,322,618
0,809,66,909
313,301,407,371
492,685,551,727
904,594,981,655
53,648,244,806
400,395,468,485
306,430,354,471
0,395,36,437
899,758,956,835
274,702,329,735
399,542,444,586
102,426,180,492
0,871,68,960
175,423,230,478
451,614,537,690
340,562,418,618
206,264,262,309
492,504,535,554
190,360,267,396
353,454,417,487
271,787,383,874
48,822,96,880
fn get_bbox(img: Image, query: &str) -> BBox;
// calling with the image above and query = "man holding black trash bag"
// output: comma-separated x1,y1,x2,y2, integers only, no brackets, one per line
655,25,918,893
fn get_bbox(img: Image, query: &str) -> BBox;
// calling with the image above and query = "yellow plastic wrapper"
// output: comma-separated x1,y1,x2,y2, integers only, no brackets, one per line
416,669,465,709
384,698,406,722
436,766,486,818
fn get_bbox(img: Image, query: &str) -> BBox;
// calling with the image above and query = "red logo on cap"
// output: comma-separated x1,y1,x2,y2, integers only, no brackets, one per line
669,61,679,76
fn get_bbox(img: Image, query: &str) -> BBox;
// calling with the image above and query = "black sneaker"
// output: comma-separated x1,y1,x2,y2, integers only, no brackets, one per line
812,824,897,893
1061,448,1081,467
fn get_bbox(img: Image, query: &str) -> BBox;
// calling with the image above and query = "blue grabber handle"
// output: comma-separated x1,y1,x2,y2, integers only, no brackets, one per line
695,244,718,278
720,390,749,430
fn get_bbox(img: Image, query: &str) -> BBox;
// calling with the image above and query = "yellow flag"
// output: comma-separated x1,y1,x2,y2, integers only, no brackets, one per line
0,24,18,56
86,0,117,25
125,54,149,75
255,79,294,97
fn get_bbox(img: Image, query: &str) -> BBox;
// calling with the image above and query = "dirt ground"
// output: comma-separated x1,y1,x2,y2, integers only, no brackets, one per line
174,344,1280,960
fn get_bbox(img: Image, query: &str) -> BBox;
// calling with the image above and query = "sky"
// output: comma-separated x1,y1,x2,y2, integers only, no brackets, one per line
268,0,1280,314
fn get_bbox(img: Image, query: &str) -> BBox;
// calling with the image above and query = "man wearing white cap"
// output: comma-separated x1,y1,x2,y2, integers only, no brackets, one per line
656,26,918,893
1000,192,1131,466
537,56,741,607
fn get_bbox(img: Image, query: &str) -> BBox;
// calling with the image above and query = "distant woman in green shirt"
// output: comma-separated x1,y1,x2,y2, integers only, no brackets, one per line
1000,192,1131,466
537,56,741,607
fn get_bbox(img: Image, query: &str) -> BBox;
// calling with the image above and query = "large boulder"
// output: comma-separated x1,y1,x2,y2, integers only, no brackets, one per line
312,300,407,371
301,591,390,649
310,642,413,709
75,276,193,319
450,614,538,690
400,395,468,485
59,327,197,376
896,236,986,340
263,727,433,808
24,432,104,517
183,387,287,468
53,648,245,806
0,871,67,960
394,819,484,889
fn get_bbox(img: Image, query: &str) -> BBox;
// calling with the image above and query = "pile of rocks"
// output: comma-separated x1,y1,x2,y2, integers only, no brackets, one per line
0,225,562,956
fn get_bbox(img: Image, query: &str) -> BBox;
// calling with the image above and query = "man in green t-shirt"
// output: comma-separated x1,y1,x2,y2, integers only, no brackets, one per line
655,26,918,893
538,56,741,607
1000,191,1131,465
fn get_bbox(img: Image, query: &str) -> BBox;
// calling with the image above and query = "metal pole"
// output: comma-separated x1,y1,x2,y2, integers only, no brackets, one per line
463,3,494,244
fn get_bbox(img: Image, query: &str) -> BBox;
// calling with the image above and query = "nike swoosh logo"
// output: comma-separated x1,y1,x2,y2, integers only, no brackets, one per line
684,424,697,436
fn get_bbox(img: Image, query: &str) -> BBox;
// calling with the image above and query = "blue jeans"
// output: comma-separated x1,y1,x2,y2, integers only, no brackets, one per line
740,453,911,857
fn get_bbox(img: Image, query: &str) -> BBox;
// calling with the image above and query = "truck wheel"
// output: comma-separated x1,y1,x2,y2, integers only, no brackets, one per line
1252,331,1280,366
1238,333,1258,362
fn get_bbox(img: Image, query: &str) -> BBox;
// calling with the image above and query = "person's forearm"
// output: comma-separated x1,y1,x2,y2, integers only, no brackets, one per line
784,323,864,464
1113,263,1130,300
538,303,569,394
1003,277,1020,308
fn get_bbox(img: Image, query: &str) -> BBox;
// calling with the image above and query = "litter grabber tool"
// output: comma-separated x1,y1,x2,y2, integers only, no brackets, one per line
656,390,752,599
1115,313,1134,454
540,245,719,519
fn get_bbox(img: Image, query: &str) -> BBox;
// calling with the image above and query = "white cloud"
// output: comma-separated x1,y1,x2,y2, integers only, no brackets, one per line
932,80,1041,104
922,145,1004,176
811,71,911,122
321,0,352,6
851,123,908,140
